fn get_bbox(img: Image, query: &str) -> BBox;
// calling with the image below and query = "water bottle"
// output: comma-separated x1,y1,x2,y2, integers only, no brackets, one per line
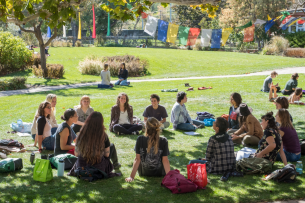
17,119,23,127
57,159,65,177
30,153,35,164
296,161,303,175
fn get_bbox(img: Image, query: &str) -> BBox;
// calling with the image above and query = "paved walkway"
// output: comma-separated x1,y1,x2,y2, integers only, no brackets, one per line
0,67,304,97
268,200,305,203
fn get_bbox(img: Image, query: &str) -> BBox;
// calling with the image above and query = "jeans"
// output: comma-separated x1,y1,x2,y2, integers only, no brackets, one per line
276,149,301,162
42,134,55,150
176,119,205,131
32,127,57,140
113,124,143,134
188,159,207,165
110,143,119,165
98,84,113,88
115,78,128,86
282,90,294,95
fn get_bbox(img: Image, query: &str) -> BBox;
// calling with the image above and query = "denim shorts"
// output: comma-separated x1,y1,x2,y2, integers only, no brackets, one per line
42,134,55,150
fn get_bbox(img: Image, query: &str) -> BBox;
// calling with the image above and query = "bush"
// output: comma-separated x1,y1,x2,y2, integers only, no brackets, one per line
75,40,82,47
78,55,149,77
104,43,124,47
285,31,305,48
194,43,203,51
285,48,305,57
261,36,289,56
20,32,39,46
0,77,27,91
32,64,65,78
0,32,33,75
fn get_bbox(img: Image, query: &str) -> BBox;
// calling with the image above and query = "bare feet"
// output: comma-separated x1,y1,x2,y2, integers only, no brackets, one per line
27,144,38,148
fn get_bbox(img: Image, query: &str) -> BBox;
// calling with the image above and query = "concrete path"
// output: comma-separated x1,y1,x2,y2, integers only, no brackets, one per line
0,67,304,97
268,200,305,203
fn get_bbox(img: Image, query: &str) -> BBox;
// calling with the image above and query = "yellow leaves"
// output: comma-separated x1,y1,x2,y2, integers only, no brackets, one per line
122,0,127,3
190,3,219,19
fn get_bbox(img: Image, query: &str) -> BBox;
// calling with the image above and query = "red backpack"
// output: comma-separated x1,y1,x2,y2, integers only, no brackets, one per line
161,169,199,194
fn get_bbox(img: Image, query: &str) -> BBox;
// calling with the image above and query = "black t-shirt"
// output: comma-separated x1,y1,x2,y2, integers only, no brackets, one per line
104,135,110,149
54,122,73,156
37,116,47,135
135,135,169,176
142,105,168,121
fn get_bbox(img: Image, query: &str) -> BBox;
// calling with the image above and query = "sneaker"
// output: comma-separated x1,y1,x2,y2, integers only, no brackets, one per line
113,162,122,169
197,124,205,129
220,171,231,182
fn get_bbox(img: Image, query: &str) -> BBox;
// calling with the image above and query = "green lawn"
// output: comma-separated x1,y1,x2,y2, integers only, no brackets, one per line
0,74,305,203
1,47,305,86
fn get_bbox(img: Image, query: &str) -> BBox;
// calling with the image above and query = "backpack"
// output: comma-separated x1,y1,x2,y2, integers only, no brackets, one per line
161,169,199,194
0,158,23,172
300,139,305,155
196,112,215,121
49,154,77,170
272,164,297,183
0,139,24,148
236,158,273,175
74,166,108,182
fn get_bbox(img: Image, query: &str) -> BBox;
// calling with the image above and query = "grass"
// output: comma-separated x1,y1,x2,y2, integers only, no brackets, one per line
0,74,305,203
1,47,305,86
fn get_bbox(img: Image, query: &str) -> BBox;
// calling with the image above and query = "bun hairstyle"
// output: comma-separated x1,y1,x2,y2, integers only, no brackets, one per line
145,117,161,155
261,112,278,131
61,108,76,121
121,62,125,69
292,73,299,80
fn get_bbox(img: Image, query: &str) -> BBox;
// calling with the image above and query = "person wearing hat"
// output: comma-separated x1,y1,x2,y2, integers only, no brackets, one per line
282,73,299,96
231,103,263,146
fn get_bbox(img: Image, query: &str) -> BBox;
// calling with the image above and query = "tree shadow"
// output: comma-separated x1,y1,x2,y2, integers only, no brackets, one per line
294,121,305,139
3,69,33,78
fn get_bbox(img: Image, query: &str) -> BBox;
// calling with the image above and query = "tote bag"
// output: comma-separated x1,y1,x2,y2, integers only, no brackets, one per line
33,159,53,182
187,163,208,188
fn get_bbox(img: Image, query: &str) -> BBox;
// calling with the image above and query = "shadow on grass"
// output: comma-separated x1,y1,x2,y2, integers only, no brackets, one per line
295,121,305,139
4,69,33,78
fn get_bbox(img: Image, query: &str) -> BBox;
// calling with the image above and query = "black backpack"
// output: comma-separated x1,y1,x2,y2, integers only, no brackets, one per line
300,139,305,155
272,164,297,183
74,166,108,182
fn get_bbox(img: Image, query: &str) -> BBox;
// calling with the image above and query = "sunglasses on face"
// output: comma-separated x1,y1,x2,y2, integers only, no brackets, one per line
45,106,51,109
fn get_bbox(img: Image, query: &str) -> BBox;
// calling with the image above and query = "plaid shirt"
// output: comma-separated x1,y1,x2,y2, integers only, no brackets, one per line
205,133,236,174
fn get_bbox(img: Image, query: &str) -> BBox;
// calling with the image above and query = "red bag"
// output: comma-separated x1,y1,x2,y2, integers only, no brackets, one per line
187,163,208,188
161,169,198,194
221,114,229,121
229,111,237,121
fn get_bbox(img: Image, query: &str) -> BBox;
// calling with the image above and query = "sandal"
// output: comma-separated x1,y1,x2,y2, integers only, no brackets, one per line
186,87,194,91
198,87,207,90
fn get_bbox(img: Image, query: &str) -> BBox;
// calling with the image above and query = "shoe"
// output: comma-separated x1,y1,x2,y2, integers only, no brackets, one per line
113,162,122,169
198,87,207,90
132,131,139,135
186,87,194,91
220,171,231,182
185,83,190,87
197,124,205,129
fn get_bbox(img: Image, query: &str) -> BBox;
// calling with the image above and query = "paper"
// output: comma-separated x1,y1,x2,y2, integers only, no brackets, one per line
236,147,256,161
184,132,200,136
17,132,31,137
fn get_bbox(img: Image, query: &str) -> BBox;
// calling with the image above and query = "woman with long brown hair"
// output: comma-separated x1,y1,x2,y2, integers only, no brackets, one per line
125,117,170,182
68,112,121,177
110,92,142,135
288,88,303,104
114,62,129,86
275,109,301,162
227,92,242,134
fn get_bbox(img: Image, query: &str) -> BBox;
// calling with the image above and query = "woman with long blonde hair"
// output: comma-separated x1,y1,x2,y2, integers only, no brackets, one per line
125,117,170,182
110,92,142,135
72,95,94,134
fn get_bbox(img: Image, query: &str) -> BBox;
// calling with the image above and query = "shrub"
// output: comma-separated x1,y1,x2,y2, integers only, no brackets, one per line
285,31,305,48
0,77,27,91
194,43,203,51
20,32,39,46
285,48,305,57
75,40,82,47
261,36,289,56
32,64,65,78
78,54,149,77
0,32,33,75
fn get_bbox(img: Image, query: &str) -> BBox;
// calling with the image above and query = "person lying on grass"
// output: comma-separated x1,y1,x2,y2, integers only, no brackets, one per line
110,92,143,135
262,71,279,93
72,95,94,134
31,94,58,147
68,112,121,177
170,91,205,131
143,94,169,130
125,117,170,182
275,109,301,162
54,109,78,156
282,73,299,96
231,103,263,146
254,112,287,166
189,117,236,175
227,92,242,135
274,97,293,122
288,88,303,104
36,101,56,153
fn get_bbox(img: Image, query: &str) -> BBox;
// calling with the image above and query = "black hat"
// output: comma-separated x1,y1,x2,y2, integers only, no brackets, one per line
235,103,253,116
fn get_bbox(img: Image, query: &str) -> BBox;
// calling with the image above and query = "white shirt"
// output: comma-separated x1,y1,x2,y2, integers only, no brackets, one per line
119,111,130,124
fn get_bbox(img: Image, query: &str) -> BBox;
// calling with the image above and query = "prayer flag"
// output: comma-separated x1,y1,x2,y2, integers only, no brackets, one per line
187,28,201,46
275,15,283,21
210,29,222,49
281,17,297,30
144,15,158,37
221,28,233,46
157,20,169,42
244,25,255,42
265,19,275,33
63,25,66,37
200,29,212,47
298,19,305,24
254,19,266,26
166,23,179,44
236,21,252,30
280,16,292,26
78,12,81,39
47,27,51,38
141,12,148,19
178,26,190,45
288,18,301,27
280,11,290,21
267,15,272,21
92,5,96,38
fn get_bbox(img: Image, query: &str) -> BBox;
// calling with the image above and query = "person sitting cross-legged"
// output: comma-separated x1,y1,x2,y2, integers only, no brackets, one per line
115,62,129,86
282,73,299,96
143,94,169,130
262,71,279,93
125,117,171,182
189,117,236,175
171,91,205,131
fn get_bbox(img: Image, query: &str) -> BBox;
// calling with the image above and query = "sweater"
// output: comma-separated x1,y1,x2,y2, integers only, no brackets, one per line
118,69,128,80
101,70,111,85
234,114,263,140
170,102,192,130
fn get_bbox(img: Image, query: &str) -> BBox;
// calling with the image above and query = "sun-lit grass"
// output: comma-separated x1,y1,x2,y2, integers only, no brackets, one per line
0,74,305,202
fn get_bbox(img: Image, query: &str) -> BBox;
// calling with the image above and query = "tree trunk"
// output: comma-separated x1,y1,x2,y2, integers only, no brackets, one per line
39,44,48,78
134,17,140,30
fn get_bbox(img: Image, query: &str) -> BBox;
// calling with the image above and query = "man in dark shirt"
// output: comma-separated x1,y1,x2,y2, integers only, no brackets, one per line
143,94,169,129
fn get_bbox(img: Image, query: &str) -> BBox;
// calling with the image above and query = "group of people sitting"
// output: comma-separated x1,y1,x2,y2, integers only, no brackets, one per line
263,72,302,103
100,62,129,88
29,88,301,181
